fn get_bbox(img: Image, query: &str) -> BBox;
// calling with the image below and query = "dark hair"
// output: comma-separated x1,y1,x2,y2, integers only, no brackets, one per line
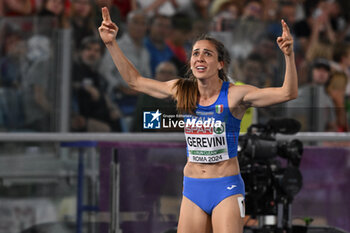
40,0,64,15
171,13,192,32
312,58,330,71
174,35,231,114
244,0,262,7
246,52,263,63
333,43,350,63
0,24,22,55
80,36,104,54
71,0,95,28
148,14,170,27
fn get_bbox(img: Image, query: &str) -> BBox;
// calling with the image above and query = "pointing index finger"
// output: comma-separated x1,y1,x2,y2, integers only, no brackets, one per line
281,19,291,35
102,7,111,22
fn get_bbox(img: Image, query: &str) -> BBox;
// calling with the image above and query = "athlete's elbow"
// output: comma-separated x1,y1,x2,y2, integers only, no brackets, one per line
291,93,298,100
291,88,298,99
287,90,298,100
128,80,137,90
128,76,141,91
281,86,298,101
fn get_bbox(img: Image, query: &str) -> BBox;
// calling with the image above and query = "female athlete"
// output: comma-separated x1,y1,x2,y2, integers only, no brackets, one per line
98,7,297,233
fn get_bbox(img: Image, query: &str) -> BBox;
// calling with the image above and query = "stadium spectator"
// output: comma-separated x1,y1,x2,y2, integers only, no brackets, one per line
179,0,212,21
0,0,32,16
144,14,174,76
210,0,241,31
166,12,192,77
305,1,335,62
22,35,55,132
326,71,348,131
331,43,350,97
38,0,69,28
241,0,263,21
70,0,98,54
71,36,122,132
327,0,347,42
0,27,26,130
210,0,242,18
287,58,337,131
100,10,150,93
134,0,180,17
236,53,266,88
279,1,297,26
331,43,350,128
131,61,178,132
251,36,281,86
99,10,151,131
266,1,298,38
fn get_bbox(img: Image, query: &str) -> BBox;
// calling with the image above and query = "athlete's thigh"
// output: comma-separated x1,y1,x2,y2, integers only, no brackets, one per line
177,196,212,233
211,194,244,233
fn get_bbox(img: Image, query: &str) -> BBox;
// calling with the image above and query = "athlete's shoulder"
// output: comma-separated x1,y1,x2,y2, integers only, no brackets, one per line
165,78,181,89
227,82,258,107
228,82,257,93
167,78,181,85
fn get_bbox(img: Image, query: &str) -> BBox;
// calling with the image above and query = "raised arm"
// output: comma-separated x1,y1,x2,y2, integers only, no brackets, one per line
98,7,177,99
239,20,298,107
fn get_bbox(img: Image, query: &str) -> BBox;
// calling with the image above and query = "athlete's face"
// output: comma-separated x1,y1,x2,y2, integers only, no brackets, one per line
190,40,223,80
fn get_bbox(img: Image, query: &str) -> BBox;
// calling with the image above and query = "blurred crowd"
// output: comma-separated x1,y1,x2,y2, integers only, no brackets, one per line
0,0,350,132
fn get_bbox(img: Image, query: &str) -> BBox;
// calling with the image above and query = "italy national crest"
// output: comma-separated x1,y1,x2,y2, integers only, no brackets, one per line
215,104,224,114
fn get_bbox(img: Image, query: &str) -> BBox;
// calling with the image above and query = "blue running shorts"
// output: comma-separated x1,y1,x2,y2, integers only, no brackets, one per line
183,174,245,215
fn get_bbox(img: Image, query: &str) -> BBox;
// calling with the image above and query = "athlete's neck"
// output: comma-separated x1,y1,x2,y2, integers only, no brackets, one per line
197,78,223,101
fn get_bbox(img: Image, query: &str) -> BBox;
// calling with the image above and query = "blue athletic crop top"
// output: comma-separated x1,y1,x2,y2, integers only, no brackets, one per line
184,82,241,163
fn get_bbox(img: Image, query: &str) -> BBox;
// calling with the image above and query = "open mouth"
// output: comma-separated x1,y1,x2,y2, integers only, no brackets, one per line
195,66,207,72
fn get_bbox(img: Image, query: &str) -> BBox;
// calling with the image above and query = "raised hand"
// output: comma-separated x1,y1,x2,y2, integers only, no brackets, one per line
98,7,119,45
277,19,294,56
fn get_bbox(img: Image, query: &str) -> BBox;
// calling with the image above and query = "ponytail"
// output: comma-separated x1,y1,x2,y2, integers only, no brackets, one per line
173,75,198,115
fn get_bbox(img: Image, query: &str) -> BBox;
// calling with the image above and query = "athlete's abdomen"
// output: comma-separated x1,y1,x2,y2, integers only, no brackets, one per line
183,156,240,178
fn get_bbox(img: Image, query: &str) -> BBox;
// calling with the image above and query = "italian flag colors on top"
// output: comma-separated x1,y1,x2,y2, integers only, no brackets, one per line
215,104,223,114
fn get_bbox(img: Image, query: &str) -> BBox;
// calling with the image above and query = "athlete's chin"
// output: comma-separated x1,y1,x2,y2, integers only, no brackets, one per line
194,74,219,81
194,73,210,80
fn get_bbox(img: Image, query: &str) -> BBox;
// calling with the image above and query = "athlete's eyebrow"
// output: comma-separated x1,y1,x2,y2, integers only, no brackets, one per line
203,49,214,53
193,48,215,53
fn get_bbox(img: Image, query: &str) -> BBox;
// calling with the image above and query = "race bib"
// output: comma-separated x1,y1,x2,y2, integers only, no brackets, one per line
185,121,229,163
